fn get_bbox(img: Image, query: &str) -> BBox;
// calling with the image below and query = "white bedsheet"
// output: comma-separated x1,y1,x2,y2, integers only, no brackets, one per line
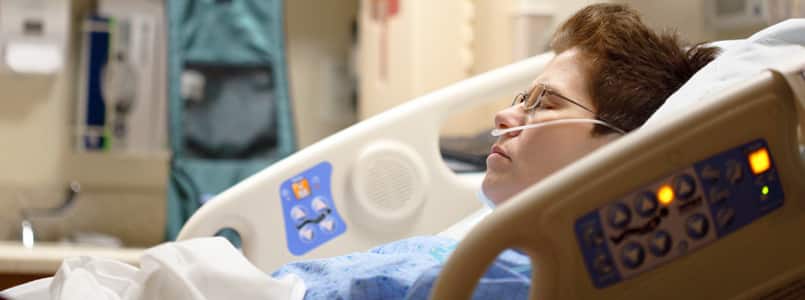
2,238,306,300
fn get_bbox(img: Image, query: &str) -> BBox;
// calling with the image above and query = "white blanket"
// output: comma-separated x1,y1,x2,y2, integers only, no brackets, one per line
1,238,305,300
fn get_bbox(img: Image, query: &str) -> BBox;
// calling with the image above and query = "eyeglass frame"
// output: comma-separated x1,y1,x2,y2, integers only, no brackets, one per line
511,83,596,115
505,83,626,135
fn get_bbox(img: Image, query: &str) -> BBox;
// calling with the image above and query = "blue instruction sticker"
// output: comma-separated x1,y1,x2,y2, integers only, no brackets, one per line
280,161,347,256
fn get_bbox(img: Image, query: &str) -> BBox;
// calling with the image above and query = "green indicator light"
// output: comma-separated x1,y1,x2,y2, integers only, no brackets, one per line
762,186,770,195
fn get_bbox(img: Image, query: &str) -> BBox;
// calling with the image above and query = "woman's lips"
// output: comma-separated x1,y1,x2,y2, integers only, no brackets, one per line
490,145,510,160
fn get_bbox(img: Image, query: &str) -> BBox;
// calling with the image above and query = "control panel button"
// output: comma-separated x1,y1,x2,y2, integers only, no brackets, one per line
320,217,336,232
716,207,735,229
673,174,697,200
700,165,721,183
725,160,743,184
747,147,772,175
708,186,730,205
686,214,709,240
621,242,645,269
634,192,658,217
607,203,631,229
299,225,315,242
583,226,605,248
648,231,672,257
290,206,307,223
311,197,329,213
593,253,614,274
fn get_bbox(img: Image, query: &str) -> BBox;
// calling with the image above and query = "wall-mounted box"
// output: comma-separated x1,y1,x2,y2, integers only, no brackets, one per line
0,0,69,75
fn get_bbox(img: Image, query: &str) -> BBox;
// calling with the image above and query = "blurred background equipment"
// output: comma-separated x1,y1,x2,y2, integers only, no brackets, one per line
704,0,805,29
0,0,68,75
76,0,168,153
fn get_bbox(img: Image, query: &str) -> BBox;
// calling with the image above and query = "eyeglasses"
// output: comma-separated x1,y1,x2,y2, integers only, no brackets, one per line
498,83,627,136
511,83,595,114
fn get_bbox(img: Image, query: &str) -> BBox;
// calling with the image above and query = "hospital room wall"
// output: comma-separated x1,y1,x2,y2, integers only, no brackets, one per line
286,0,360,148
355,0,522,137
617,0,715,42
444,0,517,137
289,0,613,137
0,56,69,189
291,0,526,139
287,0,536,141
617,0,765,42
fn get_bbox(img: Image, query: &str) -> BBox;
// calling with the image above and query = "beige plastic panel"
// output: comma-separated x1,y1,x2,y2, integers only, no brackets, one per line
432,70,805,299
177,54,554,272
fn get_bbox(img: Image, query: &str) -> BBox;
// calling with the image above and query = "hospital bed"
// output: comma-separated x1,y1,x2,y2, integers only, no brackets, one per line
177,24,805,299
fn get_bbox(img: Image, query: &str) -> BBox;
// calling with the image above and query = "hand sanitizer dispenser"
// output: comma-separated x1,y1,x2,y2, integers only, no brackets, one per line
0,0,69,75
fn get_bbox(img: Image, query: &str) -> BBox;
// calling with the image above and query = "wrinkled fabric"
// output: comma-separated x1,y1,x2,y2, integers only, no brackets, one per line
272,236,531,300
645,19,805,127
182,66,278,160
174,0,280,65
2,238,306,300
165,0,296,240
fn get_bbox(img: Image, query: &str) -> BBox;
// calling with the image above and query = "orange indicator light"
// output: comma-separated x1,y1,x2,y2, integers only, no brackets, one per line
748,147,771,175
657,184,674,206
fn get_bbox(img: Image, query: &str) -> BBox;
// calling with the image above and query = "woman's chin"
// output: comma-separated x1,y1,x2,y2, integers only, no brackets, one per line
481,179,509,206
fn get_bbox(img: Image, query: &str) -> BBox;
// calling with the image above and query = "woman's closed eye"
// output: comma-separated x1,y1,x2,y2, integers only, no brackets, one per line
519,92,530,105
522,90,535,105
538,96,558,110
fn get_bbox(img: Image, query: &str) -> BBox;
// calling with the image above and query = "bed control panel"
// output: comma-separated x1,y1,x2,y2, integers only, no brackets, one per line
574,139,784,289
280,161,347,256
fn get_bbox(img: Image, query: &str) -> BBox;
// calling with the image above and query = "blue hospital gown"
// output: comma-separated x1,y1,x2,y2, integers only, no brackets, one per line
271,236,531,300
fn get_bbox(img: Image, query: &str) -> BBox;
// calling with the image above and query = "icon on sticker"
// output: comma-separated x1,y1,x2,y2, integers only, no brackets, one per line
320,217,336,232
292,178,311,200
290,206,307,222
299,225,315,242
311,197,329,213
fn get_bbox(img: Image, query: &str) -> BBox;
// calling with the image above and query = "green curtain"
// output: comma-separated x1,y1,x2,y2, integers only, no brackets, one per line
165,0,295,240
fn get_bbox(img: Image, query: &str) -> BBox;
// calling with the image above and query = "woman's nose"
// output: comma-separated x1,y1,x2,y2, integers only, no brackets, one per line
494,105,526,137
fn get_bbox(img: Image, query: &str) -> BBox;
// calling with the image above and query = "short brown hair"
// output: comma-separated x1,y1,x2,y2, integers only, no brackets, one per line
551,4,719,135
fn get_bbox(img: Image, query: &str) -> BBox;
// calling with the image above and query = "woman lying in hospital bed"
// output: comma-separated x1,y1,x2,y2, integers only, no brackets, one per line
9,3,805,300
272,4,718,299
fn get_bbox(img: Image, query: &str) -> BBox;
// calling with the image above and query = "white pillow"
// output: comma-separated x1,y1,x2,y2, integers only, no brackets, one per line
644,19,805,127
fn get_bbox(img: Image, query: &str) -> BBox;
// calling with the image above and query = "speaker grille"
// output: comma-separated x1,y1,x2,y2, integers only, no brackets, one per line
351,141,428,228
364,156,416,211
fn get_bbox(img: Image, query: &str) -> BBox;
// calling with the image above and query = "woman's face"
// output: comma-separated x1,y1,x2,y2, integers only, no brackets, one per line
482,48,615,205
